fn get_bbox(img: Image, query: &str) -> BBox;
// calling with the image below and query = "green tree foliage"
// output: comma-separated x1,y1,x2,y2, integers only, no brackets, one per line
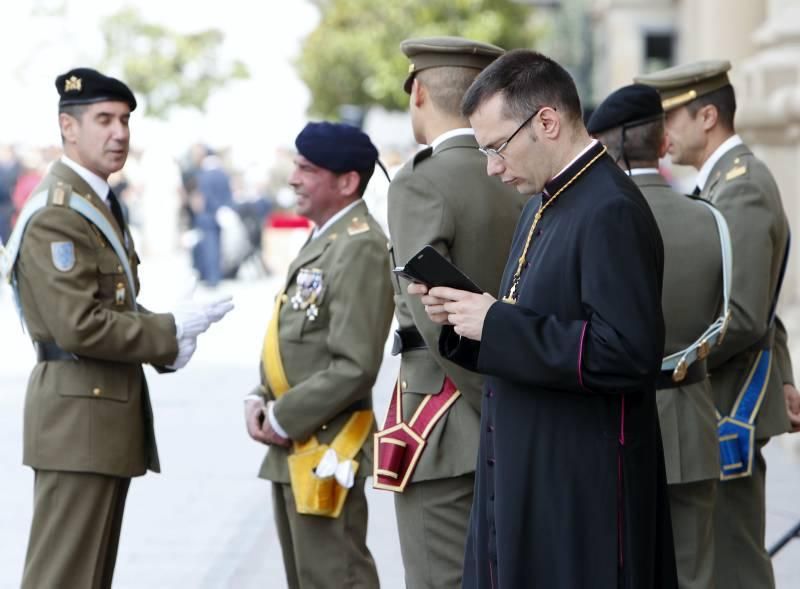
298,0,537,118
101,8,249,118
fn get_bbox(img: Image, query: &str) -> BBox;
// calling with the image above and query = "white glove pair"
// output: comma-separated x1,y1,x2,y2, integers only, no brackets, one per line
172,295,235,339
168,295,234,370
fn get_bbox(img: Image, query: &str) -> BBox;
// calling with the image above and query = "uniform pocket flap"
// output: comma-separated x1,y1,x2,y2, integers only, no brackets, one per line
400,351,446,394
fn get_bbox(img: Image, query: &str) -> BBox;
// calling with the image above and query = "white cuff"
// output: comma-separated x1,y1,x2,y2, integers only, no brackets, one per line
268,402,289,439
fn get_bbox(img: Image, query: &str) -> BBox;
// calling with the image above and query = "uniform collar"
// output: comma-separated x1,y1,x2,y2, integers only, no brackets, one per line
696,134,743,190
430,128,474,150
311,199,362,240
61,155,110,204
542,139,604,202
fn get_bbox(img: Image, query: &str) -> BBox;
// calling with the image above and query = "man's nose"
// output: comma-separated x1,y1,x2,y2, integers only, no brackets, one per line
486,155,504,177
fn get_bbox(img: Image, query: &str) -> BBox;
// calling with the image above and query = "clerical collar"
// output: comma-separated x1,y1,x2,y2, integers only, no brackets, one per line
696,134,743,190
311,199,361,240
627,167,660,176
61,155,110,205
430,128,474,150
542,140,604,201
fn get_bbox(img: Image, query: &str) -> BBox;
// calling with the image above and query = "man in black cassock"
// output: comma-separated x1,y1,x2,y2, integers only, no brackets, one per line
411,50,678,589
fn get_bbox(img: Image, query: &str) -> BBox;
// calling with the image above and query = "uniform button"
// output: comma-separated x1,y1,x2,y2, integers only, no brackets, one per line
487,425,494,433
321,424,328,431
92,388,102,396
487,389,494,398
487,458,495,466
490,494,495,501
402,380,408,391
117,265,123,273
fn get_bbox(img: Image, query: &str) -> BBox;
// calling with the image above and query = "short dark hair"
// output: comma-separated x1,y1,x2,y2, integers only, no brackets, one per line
417,66,479,117
461,49,583,125
597,119,664,165
58,103,89,120
687,84,736,131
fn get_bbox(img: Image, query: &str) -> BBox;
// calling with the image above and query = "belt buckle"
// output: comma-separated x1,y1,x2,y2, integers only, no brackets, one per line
391,331,403,356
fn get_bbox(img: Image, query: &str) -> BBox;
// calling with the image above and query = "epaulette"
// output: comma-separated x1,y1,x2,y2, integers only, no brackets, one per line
47,181,73,207
412,146,433,168
724,157,748,182
347,216,371,236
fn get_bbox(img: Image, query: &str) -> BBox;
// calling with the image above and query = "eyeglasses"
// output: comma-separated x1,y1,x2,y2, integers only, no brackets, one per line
478,107,543,160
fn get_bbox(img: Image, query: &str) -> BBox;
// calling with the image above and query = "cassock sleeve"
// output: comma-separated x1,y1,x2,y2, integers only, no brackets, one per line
467,197,664,395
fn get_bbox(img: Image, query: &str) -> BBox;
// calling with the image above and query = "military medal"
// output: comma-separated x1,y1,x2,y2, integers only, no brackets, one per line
115,282,126,306
291,267,325,320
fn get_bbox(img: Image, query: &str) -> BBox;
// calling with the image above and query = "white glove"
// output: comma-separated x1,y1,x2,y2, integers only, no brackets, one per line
166,336,197,370
172,305,211,339
204,295,234,324
315,448,355,489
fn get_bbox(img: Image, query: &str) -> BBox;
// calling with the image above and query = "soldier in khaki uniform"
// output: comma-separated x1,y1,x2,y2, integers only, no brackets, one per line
588,83,726,589
2,68,232,589
638,61,800,589
244,122,394,589
372,37,526,589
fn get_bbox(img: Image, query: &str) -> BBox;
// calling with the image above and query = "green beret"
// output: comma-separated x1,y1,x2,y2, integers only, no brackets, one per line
56,67,137,111
634,60,731,112
400,36,504,94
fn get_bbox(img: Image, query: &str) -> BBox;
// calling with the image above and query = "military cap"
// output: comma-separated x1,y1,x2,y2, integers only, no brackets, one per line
295,121,379,174
55,67,137,111
400,36,504,93
587,84,663,135
634,60,731,112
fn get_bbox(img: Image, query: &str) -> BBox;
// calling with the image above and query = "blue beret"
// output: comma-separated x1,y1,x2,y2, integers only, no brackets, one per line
295,122,379,174
587,84,663,135
56,67,137,111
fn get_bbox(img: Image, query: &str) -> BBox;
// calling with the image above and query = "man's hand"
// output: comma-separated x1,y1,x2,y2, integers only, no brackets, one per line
785,384,800,433
245,399,270,444
408,282,452,325
426,286,496,341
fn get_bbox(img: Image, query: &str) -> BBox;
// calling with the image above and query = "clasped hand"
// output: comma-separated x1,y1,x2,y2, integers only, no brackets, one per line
245,399,291,447
408,283,495,341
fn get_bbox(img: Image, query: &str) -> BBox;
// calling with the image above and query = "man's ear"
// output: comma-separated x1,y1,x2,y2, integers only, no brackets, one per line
411,78,425,109
700,104,718,132
59,112,79,144
657,129,669,159
337,170,361,198
537,106,560,139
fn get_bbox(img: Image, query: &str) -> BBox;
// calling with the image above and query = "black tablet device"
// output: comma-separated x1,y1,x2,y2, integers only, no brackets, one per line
392,245,482,293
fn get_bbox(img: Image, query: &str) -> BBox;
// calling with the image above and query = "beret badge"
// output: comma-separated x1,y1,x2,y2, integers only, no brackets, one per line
64,75,82,93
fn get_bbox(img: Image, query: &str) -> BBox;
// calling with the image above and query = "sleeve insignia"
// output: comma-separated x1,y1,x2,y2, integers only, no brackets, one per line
725,165,747,181
50,241,76,272
347,217,370,236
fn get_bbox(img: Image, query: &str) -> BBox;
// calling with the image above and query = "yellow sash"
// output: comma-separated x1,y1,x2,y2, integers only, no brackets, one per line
262,289,373,518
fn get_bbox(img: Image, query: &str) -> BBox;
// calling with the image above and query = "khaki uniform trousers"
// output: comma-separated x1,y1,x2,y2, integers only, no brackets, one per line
394,473,474,589
272,480,379,589
22,470,130,589
669,478,717,589
714,440,775,589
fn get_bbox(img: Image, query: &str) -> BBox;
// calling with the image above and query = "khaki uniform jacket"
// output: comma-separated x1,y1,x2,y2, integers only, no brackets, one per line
258,200,394,483
702,143,792,439
387,134,526,482
18,162,178,478
632,173,720,484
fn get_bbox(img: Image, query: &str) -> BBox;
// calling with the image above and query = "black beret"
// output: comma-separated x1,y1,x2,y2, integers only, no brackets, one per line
55,67,137,111
295,122,379,174
587,83,663,135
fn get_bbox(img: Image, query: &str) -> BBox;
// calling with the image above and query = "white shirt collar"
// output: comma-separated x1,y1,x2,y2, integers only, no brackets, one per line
696,134,743,190
61,155,110,204
430,128,474,150
627,167,660,176
311,199,362,240
551,139,598,181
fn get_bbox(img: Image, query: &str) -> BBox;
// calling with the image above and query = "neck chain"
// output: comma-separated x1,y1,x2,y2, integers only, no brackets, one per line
503,145,607,303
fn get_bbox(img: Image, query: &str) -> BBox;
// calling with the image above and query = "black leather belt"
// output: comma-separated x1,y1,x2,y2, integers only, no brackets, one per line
656,358,706,390
34,341,76,362
391,327,427,356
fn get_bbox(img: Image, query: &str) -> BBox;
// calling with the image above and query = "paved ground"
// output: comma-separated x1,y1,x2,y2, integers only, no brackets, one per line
1,256,799,588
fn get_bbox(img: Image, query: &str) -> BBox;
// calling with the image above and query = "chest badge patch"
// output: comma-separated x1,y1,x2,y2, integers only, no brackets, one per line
291,267,324,321
50,241,75,272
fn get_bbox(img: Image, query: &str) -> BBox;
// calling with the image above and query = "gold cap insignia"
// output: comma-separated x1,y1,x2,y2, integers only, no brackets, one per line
64,75,82,92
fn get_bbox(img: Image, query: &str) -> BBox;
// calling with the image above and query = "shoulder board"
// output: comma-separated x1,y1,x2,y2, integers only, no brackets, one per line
412,146,433,168
347,216,371,236
725,165,748,182
47,182,73,207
